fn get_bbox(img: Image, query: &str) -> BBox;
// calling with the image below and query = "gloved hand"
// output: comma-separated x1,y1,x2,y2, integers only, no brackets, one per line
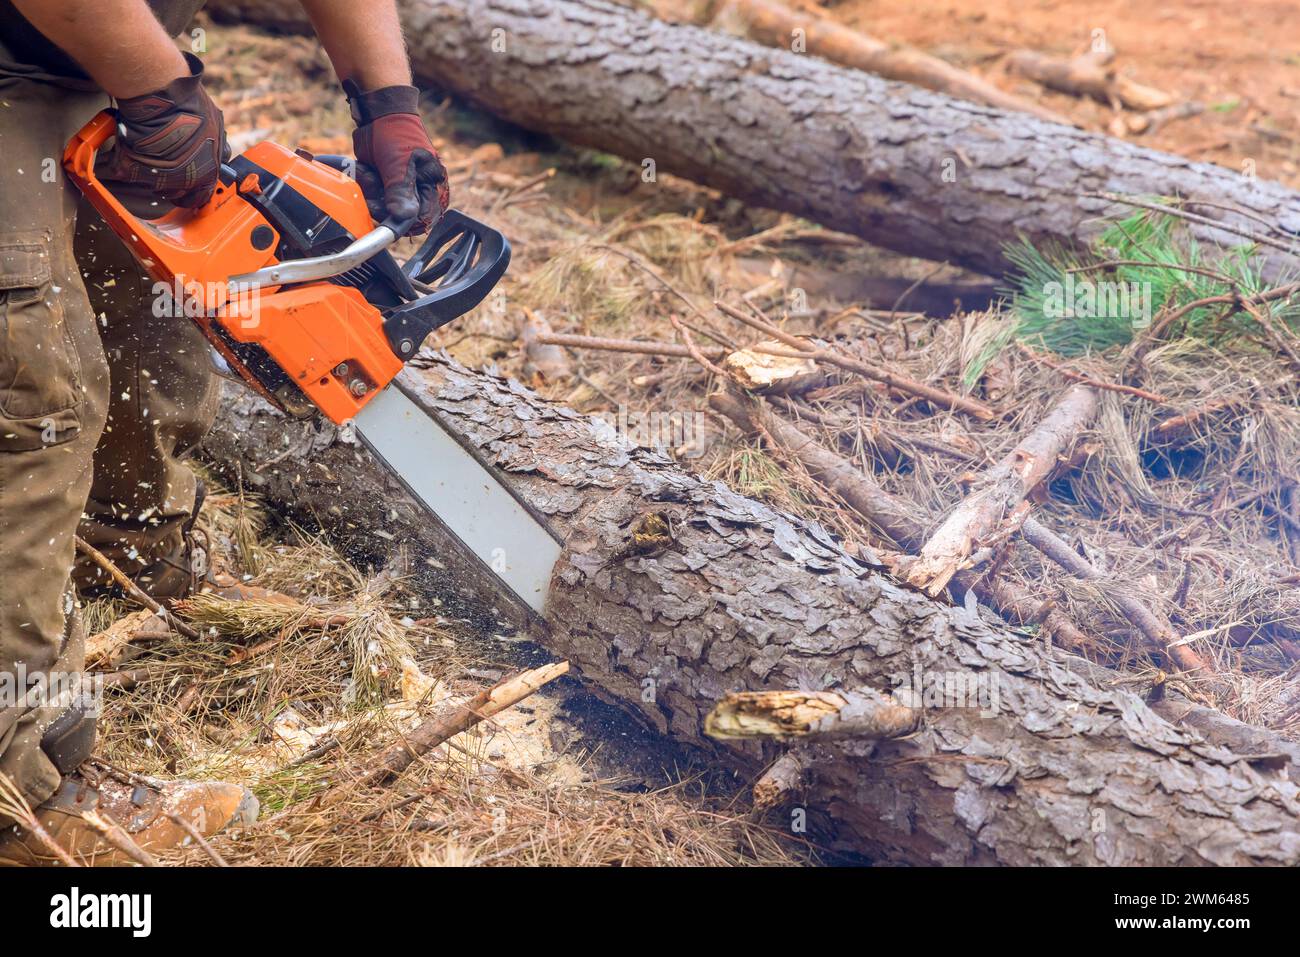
101,52,229,209
346,80,449,234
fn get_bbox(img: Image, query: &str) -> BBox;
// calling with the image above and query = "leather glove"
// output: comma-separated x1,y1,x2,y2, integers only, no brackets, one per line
346,80,449,234
101,52,229,209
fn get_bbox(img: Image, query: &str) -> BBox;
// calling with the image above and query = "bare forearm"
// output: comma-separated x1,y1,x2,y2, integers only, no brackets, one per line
298,0,412,90
11,0,187,97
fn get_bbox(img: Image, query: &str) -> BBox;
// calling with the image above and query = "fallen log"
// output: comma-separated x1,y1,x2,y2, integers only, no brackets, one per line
204,359,1300,864
207,0,1300,279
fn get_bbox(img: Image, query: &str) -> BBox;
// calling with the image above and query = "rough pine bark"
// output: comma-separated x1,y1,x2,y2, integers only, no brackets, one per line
208,0,1300,278
202,359,1300,865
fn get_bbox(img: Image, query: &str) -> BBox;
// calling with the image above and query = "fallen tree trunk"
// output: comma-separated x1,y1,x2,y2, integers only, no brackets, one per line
208,0,1300,278
203,360,1300,864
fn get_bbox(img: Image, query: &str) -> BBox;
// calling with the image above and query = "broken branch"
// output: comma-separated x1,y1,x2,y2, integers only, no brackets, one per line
902,384,1099,595
352,661,569,789
74,536,200,640
715,300,997,419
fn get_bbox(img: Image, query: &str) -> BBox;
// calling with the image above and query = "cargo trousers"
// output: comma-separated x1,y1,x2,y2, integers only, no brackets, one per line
0,74,220,815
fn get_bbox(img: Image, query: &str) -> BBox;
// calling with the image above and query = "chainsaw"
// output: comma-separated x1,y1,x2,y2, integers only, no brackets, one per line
64,110,562,615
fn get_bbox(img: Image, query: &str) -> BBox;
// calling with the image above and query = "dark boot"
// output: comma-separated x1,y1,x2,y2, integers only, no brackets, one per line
79,479,213,600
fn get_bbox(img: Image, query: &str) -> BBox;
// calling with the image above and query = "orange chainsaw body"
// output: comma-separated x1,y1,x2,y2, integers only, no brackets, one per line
66,111,413,424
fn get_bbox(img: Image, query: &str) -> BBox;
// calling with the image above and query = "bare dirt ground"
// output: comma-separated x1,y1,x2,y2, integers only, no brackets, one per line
770,0,1300,186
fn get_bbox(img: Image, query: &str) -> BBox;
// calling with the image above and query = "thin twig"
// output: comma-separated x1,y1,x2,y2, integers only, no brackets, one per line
1086,191,1300,256
1066,259,1239,284
595,243,735,349
1239,299,1300,370
0,773,80,867
889,260,948,321
1018,344,1168,402
535,331,725,360
82,809,158,867
669,313,730,379
715,300,997,420
74,536,200,640
167,812,230,866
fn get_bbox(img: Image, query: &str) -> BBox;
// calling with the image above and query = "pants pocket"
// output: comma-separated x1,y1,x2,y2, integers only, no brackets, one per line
0,231,83,450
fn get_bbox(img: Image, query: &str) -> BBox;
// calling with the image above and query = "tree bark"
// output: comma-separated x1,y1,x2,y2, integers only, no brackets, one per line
202,360,1300,864
207,0,1300,278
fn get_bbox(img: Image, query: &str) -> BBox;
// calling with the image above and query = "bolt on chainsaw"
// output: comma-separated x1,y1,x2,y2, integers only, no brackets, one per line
65,111,563,615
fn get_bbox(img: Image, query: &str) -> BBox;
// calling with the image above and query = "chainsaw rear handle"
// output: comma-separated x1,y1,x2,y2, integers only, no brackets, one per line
65,108,224,218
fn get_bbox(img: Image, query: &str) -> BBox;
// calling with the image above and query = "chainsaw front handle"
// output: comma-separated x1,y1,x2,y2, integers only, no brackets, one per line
67,109,512,424
227,222,400,288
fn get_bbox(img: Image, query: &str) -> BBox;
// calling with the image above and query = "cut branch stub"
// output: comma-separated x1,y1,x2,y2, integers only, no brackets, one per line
723,339,829,395
706,688,922,741
752,752,805,811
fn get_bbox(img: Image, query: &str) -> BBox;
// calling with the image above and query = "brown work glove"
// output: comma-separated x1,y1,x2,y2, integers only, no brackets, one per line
346,81,449,234
101,52,229,209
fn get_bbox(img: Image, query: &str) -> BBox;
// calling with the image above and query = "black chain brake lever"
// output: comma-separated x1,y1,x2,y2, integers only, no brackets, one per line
382,210,511,359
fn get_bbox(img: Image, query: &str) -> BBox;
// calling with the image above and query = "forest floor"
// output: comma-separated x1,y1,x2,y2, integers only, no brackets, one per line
82,7,1300,866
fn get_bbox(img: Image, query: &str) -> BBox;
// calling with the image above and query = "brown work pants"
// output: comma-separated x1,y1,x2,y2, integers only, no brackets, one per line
0,75,220,814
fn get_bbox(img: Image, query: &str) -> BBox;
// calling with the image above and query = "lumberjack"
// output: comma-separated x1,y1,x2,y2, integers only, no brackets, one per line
0,0,449,864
